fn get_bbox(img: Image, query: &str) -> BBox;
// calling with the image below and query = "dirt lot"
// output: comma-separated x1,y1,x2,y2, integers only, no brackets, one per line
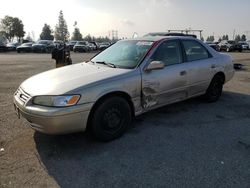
0,51,250,188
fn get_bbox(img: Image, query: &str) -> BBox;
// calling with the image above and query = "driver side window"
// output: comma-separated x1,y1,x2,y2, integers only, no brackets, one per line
151,40,182,66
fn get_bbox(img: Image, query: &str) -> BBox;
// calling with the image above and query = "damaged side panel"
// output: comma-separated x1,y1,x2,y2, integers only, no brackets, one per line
141,64,188,111
142,80,160,108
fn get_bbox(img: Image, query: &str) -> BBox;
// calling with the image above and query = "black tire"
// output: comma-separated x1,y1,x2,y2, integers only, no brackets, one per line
90,97,131,141
205,75,224,102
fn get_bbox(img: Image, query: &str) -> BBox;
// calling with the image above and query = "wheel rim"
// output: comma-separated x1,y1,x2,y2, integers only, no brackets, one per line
102,107,123,133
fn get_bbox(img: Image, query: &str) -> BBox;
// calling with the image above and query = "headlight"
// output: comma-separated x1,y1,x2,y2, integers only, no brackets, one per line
33,95,80,107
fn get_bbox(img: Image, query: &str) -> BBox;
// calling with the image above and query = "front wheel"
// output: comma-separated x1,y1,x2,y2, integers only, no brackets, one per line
90,97,131,141
205,76,224,102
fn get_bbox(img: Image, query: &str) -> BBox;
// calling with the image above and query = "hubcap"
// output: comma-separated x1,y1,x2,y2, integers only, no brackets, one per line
103,108,122,131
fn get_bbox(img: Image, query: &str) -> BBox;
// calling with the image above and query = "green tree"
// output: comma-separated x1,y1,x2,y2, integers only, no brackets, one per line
241,34,246,41
71,27,82,41
222,35,229,41
0,16,25,42
84,34,92,42
54,10,69,41
25,33,33,42
234,34,241,42
206,36,215,42
12,17,25,41
40,24,54,40
0,31,8,43
95,36,111,43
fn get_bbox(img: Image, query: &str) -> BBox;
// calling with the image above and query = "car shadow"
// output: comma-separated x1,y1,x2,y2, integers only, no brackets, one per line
34,91,250,188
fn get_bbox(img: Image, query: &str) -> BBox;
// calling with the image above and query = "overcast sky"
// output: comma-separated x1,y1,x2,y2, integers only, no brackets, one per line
0,0,249,40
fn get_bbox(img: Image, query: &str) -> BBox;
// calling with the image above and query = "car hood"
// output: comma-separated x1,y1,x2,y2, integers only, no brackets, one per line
20,63,132,96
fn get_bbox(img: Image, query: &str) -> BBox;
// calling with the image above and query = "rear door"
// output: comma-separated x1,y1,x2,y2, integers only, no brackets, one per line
141,40,188,110
181,39,214,97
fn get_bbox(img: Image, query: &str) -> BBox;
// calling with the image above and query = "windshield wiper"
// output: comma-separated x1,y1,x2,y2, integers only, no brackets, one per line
94,61,116,68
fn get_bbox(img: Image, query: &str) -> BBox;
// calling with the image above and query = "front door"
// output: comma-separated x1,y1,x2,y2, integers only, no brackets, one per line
141,40,188,110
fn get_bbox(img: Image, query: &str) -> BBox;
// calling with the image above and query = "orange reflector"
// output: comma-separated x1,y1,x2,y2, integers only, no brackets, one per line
67,95,79,105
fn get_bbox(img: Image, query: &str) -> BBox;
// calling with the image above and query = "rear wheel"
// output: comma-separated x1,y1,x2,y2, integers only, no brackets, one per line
90,97,131,141
205,75,224,102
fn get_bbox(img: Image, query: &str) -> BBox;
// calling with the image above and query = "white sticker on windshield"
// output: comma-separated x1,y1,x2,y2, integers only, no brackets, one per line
136,41,153,46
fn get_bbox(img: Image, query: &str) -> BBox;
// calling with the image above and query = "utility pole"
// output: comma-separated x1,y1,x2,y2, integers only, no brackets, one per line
109,30,118,41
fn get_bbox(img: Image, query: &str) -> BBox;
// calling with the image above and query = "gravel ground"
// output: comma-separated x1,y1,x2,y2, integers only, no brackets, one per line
0,51,250,188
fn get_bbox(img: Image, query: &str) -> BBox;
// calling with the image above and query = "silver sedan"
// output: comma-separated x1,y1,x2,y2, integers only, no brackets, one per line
14,36,234,141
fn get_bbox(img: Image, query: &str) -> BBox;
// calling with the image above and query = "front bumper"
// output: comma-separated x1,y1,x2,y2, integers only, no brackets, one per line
14,94,93,135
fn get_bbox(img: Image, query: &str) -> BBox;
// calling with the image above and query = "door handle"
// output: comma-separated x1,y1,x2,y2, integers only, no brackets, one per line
180,71,187,76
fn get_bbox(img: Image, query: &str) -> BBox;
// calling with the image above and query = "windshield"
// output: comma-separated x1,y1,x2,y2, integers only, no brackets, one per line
91,40,153,69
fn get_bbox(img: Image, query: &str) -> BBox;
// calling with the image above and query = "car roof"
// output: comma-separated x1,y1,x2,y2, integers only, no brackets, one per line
124,36,198,42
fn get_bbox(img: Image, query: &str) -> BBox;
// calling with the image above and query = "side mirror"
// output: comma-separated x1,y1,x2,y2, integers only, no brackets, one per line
145,61,164,71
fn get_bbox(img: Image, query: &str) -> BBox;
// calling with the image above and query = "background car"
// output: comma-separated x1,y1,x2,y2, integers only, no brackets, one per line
73,41,89,52
205,41,220,51
99,42,111,50
218,40,242,52
87,43,96,51
0,42,7,52
67,40,77,51
53,40,64,48
89,41,100,50
16,42,33,53
6,42,20,51
32,40,55,53
238,41,249,50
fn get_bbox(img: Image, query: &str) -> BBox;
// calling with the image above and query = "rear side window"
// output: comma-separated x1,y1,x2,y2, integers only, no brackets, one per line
182,40,209,62
151,40,182,66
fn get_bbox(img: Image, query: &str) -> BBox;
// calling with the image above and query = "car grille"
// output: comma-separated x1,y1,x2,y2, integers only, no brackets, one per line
15,87,31,104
